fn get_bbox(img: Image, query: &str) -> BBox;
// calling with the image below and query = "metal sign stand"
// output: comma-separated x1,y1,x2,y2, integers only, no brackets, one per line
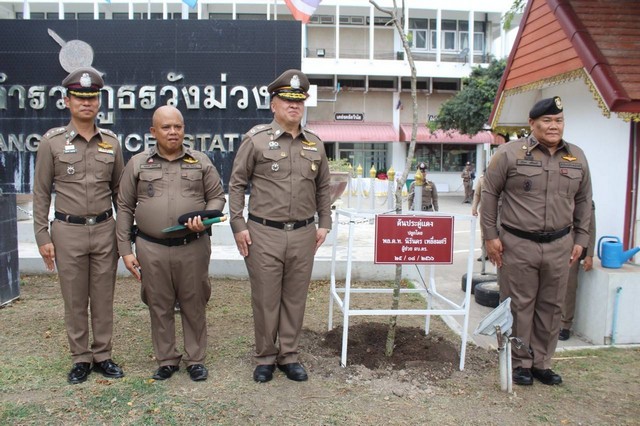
328,208,476,370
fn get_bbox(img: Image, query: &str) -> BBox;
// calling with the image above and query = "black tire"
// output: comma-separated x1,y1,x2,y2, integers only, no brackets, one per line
474,281,500,308
461,273,498,294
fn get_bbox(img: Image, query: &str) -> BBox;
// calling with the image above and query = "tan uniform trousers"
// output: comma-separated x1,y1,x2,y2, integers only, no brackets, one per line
561,260,581,329
135,235,212,367
498,230,573,369
463,180,473,202
51,218,118,364
245,220,316,365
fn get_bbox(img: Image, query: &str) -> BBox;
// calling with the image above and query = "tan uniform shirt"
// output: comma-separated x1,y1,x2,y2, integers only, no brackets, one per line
481,136,592,247
408,180,439,211
471,175,485,212
33,122,124,246
228,120,332,232
116,146,226,255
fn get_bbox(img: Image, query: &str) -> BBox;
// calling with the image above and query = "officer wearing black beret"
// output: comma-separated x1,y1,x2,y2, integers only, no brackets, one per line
481,96,592,387
33,66,125,384
229,69,332,383
529,96,563,119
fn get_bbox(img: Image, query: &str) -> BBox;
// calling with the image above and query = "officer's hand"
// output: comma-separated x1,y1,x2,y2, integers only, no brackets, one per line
315,228,329,253
486,238,503,268
123,254,142,281
185,215,205,232
471,208,478,216
38,243,56,272
569,245,583,266
234,230,251,257
583,255,593,271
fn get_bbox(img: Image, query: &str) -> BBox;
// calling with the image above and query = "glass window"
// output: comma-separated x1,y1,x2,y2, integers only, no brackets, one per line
442,144,475,171
414,30,427,49
77,13,105,20
442,31,456,50
441,19,457,31
336,143,388,177
415,145,443,172
473,33,484,52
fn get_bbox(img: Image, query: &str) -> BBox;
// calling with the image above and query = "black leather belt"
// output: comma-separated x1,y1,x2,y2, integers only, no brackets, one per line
502,224,571,244
248,213,315,231
54,209,112,226
136,228,210,247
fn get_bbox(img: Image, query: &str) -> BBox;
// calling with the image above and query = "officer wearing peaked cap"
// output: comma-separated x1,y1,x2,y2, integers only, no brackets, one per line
408,162,439,212
481,96,592,387
33,67,125,384
229,69,332,383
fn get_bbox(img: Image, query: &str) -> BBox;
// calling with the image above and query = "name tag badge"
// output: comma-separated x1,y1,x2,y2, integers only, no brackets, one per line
181,164,203,169
140,164,162,169
64,145,77,153
98,148,114,155
302,146,318,151
559,162,582,170
516,159,542,167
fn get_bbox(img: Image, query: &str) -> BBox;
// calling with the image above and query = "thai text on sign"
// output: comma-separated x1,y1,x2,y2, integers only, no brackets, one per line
374,215,454,264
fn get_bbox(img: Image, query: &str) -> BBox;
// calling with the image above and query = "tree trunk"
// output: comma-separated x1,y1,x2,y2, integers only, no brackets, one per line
371,0,419,357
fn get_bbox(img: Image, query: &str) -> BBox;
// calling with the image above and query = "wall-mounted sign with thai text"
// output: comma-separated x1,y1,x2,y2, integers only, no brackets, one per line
0,20,301,194
334,113,364,121
374,215,454,264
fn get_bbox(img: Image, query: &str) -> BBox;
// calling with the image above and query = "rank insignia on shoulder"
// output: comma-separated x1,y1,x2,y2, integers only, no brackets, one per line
98,141,112,150
99,128,117,138
183,156,199,164
45,127,66,138
250,124,269,135
562,155,577,162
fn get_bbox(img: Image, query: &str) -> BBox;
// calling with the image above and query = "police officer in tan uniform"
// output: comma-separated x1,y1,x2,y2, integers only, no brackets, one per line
559,201,596,340
33,67,125,384
229,69,332,383
471,172,488,261
482,96,592,386
116,106,225,382
461,162,474,203
408,162,439,211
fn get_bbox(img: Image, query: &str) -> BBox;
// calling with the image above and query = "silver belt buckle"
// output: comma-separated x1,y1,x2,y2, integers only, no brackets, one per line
284,222,295,231
85,216,97,226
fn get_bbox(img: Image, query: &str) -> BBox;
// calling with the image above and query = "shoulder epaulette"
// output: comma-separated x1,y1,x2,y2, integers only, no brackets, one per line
248,124,271,136
98,128,118,138
303,127,322,142
43,127,67,139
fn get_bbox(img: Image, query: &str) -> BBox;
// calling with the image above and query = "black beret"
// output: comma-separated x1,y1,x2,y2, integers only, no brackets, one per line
178,210,223,224
418,162,427,170
268,69,310,102
529,96,563,119
62,67,104,98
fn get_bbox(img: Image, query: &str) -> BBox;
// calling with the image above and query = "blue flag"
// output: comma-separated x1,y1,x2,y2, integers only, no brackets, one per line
182,0,197,8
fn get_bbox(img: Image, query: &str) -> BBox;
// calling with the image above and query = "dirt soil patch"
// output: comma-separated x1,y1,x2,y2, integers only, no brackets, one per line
1,275,639,425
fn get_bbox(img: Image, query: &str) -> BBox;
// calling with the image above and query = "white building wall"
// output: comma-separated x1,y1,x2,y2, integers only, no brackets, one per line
548,79,630,243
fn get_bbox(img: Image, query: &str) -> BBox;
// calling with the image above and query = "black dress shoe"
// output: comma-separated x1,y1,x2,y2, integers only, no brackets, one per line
558,328,571,341
187,364,208,382
277,362,308,381
93,359,124,379
253,364,275,383
152,365,179,380
532,367,562,385
68,362,91,384
512,366,533,386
